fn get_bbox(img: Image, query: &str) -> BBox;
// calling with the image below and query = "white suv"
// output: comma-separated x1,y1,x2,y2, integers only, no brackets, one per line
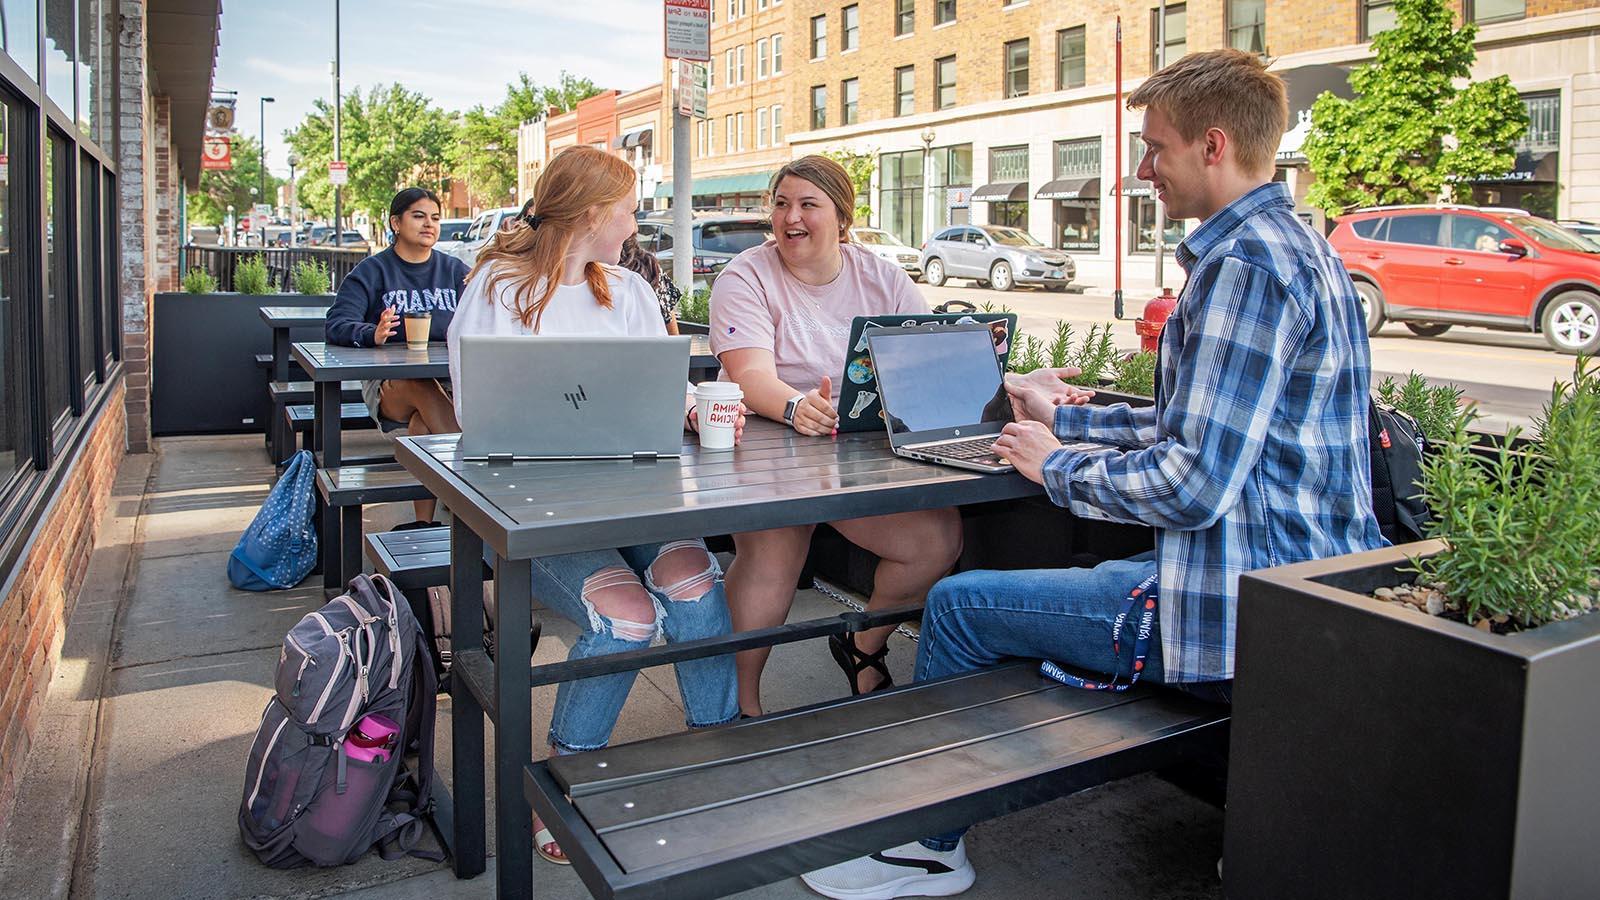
449,207,522,267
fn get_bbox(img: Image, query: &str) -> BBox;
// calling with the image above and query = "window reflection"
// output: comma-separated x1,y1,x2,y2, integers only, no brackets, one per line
45,0,73,116
0,95,31,483
45,132,70,426
0,0,40,80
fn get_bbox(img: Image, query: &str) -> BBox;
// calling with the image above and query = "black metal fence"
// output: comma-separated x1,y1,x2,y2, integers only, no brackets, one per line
180,245,372,293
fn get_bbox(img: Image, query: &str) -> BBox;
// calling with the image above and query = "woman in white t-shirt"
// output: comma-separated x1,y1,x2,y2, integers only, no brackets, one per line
712,156,964,716
447,146,744,866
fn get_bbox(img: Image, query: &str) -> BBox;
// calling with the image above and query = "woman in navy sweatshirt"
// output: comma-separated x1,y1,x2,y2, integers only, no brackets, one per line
325,187,468,528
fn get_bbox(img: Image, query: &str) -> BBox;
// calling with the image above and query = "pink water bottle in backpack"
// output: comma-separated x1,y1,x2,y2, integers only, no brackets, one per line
345,714,399,764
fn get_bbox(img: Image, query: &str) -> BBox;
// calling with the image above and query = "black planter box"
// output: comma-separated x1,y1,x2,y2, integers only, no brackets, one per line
152,292,336,435
677,320,710,335
1224,541,1600,899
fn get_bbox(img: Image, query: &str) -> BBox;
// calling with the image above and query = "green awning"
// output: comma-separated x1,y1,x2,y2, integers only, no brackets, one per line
655,170,776,199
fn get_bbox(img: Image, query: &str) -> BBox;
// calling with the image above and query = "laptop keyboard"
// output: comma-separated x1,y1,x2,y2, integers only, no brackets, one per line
930,438,1002,460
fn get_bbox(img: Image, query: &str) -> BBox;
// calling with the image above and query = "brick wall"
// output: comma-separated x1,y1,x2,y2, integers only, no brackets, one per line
118,0,153,453
0,387,127,832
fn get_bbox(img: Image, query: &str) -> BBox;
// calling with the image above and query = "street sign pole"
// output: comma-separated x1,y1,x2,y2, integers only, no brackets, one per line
333,0,343,247
1152,0,1167,291
664,0,710,293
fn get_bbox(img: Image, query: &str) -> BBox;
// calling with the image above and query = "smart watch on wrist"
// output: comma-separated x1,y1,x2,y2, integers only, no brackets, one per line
782,393,806,426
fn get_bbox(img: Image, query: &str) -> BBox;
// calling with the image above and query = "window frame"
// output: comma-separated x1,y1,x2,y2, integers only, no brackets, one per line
935,0,956,26
756,106,768,147
757,38,769,79
1226,0,1267,56
1467,0,1525,25
1004,38,1029,99
841,77,859,125
736,45,747,83
772,34,784,73
1056,25,1086,90
811,84,827,129
811,14,827,59
1150,2,1187,69
842,4,860,52
896,0,915,36
895,65,915,117
771,104,783,143
1360,0,1396,41
935,55,956,110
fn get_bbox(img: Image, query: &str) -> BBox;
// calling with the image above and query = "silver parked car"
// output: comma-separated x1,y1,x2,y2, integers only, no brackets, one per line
919,224,1075,291
850,227,922,278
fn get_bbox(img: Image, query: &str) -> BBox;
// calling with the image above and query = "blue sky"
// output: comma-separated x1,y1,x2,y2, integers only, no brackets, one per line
213,0,666,180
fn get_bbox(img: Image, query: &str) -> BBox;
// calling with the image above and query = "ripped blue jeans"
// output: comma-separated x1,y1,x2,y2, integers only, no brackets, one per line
529,539,739,752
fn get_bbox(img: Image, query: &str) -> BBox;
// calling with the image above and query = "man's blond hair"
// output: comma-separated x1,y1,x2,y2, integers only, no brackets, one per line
1127,50,1288,173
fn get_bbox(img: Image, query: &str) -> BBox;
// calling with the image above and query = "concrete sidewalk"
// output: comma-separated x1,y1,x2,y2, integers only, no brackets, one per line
0,432,1224,900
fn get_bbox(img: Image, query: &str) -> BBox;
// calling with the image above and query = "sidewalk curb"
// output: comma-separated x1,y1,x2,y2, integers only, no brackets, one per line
0,448,155,900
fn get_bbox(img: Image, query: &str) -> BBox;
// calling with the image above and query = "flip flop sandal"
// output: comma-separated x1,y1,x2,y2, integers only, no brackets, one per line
827,632,894,696
535,826,570,865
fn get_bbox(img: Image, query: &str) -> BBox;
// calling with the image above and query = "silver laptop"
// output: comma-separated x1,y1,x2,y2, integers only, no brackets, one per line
457,334,689,461
867,323,1111,474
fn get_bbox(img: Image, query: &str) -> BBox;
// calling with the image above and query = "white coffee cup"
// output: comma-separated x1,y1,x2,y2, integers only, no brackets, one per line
693,381,743,451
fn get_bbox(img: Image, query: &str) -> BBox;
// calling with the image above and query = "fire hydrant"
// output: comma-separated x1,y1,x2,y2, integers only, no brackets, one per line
1134,288,1178,353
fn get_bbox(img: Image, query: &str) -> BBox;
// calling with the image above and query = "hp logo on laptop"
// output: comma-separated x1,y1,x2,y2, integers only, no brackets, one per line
563,385,588,410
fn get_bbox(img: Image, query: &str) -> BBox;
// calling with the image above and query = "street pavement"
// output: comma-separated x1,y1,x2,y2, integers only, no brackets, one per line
914,276,1578,435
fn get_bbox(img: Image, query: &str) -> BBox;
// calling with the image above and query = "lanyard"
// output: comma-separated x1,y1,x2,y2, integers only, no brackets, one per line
1039,573,1158,692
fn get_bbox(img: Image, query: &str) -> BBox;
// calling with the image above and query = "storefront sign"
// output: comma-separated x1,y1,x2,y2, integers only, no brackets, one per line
202,136,232,171
664,0,711,61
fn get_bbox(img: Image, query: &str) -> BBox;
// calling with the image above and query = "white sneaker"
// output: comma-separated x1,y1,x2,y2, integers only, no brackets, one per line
800,839,976,899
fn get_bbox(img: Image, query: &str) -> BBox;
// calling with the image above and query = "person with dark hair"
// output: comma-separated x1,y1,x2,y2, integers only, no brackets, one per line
618,234,682,334
325,186,468,528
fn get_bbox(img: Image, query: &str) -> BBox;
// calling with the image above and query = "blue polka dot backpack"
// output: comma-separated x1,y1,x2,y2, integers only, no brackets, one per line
229,450,320,591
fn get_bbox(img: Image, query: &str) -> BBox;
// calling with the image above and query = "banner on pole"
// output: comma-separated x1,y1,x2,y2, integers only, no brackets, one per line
664,0,711,61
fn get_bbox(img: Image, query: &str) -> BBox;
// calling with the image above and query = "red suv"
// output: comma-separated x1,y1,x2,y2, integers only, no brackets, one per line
1328,206,1600,354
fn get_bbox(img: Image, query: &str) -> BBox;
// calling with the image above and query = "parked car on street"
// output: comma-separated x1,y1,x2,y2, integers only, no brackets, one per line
449,206,522,267
850,227,922,278
310,230,369,250
1557,219,1600,247
433,217,473,256
637,213,772,291
1329,205,1600,354
918,224,1075,291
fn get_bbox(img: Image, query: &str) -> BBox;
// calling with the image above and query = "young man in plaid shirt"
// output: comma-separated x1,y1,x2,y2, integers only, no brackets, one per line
802,49,1384,900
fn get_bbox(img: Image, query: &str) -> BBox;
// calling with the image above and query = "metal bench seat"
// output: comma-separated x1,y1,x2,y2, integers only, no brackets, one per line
316,463,432,591
527,661,1228,900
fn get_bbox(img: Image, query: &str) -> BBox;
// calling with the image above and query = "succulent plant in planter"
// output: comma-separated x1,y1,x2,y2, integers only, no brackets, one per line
1225,357,1600,900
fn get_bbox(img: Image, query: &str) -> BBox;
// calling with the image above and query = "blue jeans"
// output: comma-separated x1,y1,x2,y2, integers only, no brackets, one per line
913,552,1231,851
528,539,739,752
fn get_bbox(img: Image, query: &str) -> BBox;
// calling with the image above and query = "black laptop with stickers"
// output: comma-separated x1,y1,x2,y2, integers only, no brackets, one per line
835,304,1019,433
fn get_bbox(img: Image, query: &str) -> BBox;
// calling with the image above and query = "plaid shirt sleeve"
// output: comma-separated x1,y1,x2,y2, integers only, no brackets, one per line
1040,255,1311,528
1053,401,1158,449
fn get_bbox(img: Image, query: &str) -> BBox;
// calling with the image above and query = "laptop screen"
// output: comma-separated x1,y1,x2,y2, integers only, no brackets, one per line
870,326,1009,435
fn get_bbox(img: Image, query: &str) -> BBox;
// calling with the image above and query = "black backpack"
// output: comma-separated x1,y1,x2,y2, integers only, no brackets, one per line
1367,400,1431,545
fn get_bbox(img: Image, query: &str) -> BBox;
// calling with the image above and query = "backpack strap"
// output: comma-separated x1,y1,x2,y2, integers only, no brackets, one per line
1367,400,1401,544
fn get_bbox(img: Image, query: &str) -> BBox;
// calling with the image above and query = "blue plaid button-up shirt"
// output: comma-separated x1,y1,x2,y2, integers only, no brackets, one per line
1043,182,1383,682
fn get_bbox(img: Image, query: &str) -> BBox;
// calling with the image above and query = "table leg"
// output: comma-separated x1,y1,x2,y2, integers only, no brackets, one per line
321,493,340,594
494,555,534,900
450,519,487,879
317,379,342,467
338,505,363,589
272,327,290,383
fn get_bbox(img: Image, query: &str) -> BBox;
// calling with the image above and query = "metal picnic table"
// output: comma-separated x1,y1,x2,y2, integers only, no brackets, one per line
392,418,1044,900
259,306,330,383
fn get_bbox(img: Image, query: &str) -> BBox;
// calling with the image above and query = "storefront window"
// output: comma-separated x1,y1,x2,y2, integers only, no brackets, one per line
878,149,924,247
78,153,98,384
1128,133,1185,252
45,0,74,117
928,144,972,233
78,0,101,135
1052,138,1099,251
987,145,1028,230
1,0,40,80
1469,92,1560,219
0,93,33,485
102,170,115,364
45,131,70,428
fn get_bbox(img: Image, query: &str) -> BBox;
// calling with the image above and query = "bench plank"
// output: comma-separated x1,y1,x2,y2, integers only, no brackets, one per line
598,688,1218,873
319,462,429,505
551,665,1057,797
287,401,371,425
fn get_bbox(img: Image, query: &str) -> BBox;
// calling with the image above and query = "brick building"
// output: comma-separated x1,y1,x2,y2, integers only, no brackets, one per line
0,1,219,831
653,0,1596,284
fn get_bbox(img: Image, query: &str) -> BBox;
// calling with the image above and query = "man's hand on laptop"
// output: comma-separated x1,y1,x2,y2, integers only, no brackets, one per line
794,375,840,437
990,420,1062,484
1004,368,1095,424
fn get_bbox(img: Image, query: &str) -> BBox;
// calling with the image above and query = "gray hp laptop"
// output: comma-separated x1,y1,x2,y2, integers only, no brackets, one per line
457,334,690,461
868,323,1112,474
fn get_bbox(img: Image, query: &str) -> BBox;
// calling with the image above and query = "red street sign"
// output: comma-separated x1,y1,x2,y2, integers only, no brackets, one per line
664,0,710,61
328,161,349,185
202,136,232,170
239,219,251,230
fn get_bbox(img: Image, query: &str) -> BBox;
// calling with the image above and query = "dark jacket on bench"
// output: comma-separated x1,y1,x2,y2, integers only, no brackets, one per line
326,247,469,347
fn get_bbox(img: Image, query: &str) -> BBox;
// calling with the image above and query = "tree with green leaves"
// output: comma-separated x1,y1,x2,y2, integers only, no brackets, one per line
819,148,875,224
186,134,282,226
284,83,456,227
448,71,601,209
1303,0,1527,217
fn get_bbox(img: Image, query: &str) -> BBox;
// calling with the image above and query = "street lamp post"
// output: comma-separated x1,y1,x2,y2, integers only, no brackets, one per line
920,127,936,245
333,0,343,247
259,96,275,206
287,152,300,246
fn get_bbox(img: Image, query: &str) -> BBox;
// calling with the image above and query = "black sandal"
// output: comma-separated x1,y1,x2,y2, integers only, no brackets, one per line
827,633,894,696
